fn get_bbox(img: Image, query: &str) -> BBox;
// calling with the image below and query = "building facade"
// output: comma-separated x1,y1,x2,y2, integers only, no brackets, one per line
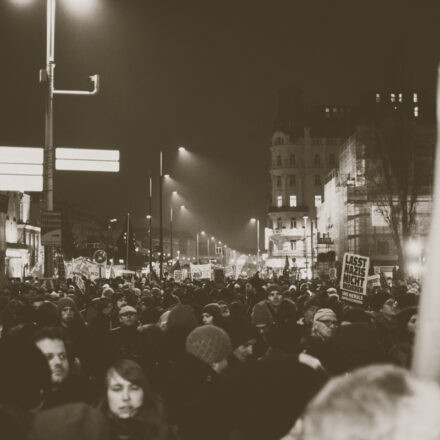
265,89,354,276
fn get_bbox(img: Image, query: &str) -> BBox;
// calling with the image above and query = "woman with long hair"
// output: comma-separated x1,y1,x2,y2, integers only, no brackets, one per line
102,359,171,440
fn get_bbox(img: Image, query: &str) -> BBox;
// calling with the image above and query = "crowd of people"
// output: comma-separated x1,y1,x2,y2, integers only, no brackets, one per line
1,273,439,440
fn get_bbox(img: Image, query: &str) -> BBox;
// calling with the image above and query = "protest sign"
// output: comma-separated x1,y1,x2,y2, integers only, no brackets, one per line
190,263,212,280
340,252,370,305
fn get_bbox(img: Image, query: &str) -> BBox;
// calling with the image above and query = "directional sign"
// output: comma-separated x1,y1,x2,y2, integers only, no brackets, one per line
41,211,62,246
56,148,119,172
0,146,43,191
0,146,120,191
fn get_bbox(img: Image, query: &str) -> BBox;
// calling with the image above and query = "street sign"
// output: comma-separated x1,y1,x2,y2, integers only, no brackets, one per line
93,249,107,264
0,146,43,191
0,146,119,192
340,252,370,305
41,211,62,246
56,148,119,172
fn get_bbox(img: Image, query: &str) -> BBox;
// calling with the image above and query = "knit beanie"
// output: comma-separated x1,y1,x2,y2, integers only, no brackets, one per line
313,308,337,323
57,297,76,313
186,325,232,365
303,297,321,312
251,302,275,327
202,303,223,321
167,304,198,331
370,292,392,312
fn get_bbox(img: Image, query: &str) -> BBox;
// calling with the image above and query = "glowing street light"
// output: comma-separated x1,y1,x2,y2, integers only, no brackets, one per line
250,218,260,269
178,146,186,152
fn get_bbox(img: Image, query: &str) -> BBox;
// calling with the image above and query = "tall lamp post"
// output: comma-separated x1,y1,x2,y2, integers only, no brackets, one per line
250,218,260,269
36,0,100,277
147,177,153,276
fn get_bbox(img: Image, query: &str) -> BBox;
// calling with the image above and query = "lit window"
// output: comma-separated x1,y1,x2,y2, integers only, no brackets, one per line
375,93,380,103
277,196,282,207
391,93,396,102
398,93,403,102
315,195,322,207
325,108,330,118
413,93,418,103
276,155,282,166
314,175,321,186
289,175,296,186
276,176,282,187
414,106,419,118
289,195,297,207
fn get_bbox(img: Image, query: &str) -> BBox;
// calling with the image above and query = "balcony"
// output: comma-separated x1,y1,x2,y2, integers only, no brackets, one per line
268,205,309,213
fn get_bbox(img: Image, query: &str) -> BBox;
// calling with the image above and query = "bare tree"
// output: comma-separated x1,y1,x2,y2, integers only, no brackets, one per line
363,97,434,278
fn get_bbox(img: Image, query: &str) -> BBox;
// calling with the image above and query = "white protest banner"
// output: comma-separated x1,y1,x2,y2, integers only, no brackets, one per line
74,274,85,294
190,263,212,280
225,265,234,278
174,270,183,282
340,252,370,305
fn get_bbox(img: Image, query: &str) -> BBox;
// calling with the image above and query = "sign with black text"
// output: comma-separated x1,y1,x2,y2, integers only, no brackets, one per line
340,252,370,305
41,211,62,246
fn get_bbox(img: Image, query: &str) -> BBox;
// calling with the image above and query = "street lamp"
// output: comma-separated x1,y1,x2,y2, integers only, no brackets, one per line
250,218,260,269
38,0,100,276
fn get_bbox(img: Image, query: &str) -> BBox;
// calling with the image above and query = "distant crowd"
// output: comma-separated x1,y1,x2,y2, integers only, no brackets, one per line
1,274,440,440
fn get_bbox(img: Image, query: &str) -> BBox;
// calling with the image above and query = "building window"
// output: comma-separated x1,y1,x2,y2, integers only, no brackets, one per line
329,153,335,165
276,176,282,187
289,154,296,166
413,93,418,103
315,195,322,207
398,93,403,103
375,93,380,103
275,137,283,146
277,218,283,229
277,196,282,207
314,154,321,165
333,108,338,116
314,175,321,186
290,218,297,228
289,175,296,186
414,106,419,118
391,93,396,103
276,155,282,166
325,107,330,118
290,240,296,250
289,195,297,207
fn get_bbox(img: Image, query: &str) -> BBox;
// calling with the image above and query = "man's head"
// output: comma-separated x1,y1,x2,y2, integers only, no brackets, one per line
57,297,76,326
33,327,69,386
293,365,440,440
119,305,138,327
266,285,284,308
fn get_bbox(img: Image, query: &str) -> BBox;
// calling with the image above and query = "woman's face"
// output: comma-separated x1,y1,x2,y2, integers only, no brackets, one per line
407,314,418,335
202,313,214,325
107,370,144,419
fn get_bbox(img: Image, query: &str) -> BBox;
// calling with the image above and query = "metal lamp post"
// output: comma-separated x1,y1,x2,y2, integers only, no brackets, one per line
251,218,260,269
40,0,100,277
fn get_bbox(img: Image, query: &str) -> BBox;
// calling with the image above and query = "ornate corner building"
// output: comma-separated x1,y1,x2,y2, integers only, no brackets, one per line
265,88,355,276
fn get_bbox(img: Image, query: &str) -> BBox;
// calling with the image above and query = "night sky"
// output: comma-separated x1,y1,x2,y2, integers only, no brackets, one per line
1,0,439,249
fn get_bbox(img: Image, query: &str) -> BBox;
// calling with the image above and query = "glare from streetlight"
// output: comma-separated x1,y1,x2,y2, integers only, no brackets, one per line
211,236,215,240
11,0,32,6
64,0,99,14
178,146,186,152
164,174,170,179
172,190,178,196
201,230,205,235
146,215,152,219
180,205,185,209
250,218,257,223
110,218,117,223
